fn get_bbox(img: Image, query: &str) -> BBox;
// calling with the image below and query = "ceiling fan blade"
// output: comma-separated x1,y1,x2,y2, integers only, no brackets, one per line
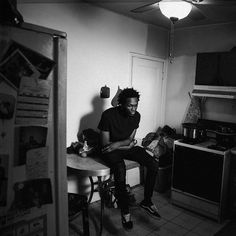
186,0,236,5
188,5,206,21
130,1,160,13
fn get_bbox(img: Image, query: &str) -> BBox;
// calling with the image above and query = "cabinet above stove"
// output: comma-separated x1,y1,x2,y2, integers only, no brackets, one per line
192,49,236,99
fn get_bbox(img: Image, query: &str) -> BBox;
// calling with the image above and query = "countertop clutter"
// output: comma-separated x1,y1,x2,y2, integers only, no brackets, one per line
180,119,236,151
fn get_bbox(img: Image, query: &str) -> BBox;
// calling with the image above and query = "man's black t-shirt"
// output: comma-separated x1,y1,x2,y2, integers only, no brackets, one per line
98,106,140,142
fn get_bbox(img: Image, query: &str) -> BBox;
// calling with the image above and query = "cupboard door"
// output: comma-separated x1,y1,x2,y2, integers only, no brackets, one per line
219,51,236,86
195,52,220,86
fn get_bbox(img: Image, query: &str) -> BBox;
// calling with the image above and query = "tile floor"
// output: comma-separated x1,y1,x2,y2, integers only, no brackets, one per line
69,185,229,236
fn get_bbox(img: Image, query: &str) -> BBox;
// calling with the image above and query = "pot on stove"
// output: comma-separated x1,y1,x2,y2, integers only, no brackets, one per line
214,130,236,148
182,123,206,141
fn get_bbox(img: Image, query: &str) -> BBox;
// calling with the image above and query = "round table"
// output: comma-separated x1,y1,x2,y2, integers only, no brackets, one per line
67,153,110,177
67,153,111,236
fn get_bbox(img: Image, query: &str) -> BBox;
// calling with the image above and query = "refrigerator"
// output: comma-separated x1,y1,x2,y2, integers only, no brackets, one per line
0,22,68,236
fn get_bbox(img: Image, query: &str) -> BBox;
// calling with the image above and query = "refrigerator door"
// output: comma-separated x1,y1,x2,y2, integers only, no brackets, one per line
0,23,67,236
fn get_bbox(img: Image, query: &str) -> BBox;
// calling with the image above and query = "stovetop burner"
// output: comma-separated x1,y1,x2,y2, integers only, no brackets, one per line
180,138,206,145
179,138,233,151
207,145,228,151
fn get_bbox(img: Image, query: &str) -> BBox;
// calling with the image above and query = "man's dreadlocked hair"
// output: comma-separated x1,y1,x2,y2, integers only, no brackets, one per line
117,88,140,106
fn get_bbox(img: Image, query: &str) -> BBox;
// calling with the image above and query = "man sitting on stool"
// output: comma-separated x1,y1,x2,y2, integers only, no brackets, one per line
97,88,161,231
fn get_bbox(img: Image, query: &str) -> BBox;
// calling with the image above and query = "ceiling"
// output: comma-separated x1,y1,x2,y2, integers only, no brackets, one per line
82,0,236,30
17,0,236,30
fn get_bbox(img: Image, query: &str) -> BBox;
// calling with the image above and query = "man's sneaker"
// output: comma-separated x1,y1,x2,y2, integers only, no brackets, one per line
121,213,133,231
140,201,161,219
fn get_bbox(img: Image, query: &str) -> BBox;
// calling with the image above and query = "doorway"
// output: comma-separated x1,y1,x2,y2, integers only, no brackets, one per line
130,53,166,139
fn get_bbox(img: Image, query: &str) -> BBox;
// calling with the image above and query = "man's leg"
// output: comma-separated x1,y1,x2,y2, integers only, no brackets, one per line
125,146,158,203
101,150,133,230
101,150,129,214
124,146,161,219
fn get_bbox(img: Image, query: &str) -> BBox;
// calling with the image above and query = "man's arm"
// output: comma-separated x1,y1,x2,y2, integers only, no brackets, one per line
100,129,137,153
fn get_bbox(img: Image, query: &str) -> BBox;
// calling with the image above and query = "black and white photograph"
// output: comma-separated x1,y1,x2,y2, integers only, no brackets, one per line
11,178,52,210
3,41,55,80
0,93,15,120
14,126,47,166
1,1,236,236
0,49,39,89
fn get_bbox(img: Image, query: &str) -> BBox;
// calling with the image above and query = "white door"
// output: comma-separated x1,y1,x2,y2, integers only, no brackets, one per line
131,54,165,139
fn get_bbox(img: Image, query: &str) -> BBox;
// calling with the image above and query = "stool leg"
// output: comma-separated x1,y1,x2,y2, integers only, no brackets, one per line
82,200,90,236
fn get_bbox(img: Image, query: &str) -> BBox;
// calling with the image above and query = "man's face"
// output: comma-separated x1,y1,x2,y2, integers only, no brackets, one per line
123,97,138,116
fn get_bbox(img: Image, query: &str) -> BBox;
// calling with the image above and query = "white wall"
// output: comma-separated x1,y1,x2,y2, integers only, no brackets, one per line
165,23,236,133
18,3,168,145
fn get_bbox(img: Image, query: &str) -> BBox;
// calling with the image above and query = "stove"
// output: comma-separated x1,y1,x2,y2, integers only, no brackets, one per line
173,134,232,222
173,119,236,222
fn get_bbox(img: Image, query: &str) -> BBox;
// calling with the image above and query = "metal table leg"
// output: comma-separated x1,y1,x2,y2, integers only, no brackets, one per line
88,176,111,235
88,176,95,204
97,176,105,236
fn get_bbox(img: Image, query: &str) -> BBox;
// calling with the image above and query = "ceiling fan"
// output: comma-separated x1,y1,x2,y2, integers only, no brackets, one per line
131,0,236,22
130,0,236,63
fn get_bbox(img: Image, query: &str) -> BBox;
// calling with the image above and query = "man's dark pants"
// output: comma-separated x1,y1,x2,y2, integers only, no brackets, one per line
101,146,159,214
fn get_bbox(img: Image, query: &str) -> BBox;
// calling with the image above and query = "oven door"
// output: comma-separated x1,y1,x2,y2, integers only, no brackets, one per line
172,143,230,203
171,142,231,221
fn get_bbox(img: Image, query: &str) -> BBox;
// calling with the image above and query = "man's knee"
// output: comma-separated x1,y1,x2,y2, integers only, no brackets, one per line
111,161,126,180
133,146,148,156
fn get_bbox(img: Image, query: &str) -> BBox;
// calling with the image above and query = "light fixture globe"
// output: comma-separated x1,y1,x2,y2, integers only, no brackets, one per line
159,1,192,21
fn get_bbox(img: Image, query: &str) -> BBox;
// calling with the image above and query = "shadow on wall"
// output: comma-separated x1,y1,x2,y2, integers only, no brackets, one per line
77,95,105,135
146,24,168,59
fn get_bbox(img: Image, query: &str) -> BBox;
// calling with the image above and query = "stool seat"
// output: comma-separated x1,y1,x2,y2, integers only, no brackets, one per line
124,159,140,170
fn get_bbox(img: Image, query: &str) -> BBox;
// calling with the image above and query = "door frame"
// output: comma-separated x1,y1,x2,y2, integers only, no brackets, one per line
129,52,168,127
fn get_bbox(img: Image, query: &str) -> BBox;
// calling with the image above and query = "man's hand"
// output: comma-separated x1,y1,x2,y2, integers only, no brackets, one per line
102,142,120,153
102,139,137,153
100,130,137,153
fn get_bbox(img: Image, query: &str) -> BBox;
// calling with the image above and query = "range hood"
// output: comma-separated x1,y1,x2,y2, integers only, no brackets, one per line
192,85,236,99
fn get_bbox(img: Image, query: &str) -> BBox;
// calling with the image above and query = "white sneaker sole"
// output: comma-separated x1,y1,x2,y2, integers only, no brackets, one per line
140,204,161,220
